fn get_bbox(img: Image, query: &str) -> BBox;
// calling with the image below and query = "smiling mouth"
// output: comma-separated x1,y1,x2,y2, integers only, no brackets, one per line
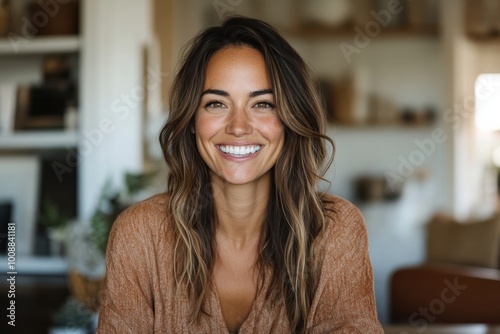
217,145,262,157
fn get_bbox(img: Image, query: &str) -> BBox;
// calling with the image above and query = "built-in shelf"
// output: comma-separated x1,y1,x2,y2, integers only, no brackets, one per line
0,256,67,275
283,25,440,39
332,122,436,129
467,34,500,42
0,130,79,149
0,36,81,55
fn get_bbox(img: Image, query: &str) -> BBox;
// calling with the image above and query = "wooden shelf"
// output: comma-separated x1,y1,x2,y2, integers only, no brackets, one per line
331,122,436,130
0,130,79,149
0,36,81,55
467,33,500,42
0,256,68,275
283,25,439,39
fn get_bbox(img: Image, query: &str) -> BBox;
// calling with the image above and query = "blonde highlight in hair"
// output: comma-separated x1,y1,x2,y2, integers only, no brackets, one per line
159,16,334,332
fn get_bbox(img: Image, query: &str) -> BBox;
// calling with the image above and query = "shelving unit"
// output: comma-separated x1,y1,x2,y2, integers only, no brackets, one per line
277,3,445,324
0,256,67,274
0,36,81,152
283,25,439,39
333,122,436,129
0,0,152,275
0,36,83,275
0,36,81,55
0,130,79,150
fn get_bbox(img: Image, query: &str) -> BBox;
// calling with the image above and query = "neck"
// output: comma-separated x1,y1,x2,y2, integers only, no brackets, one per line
211,174,270,250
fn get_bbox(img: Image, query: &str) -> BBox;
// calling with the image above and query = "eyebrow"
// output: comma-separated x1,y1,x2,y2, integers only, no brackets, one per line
201,89,273,98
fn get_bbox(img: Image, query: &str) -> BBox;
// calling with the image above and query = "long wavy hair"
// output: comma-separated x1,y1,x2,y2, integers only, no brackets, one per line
159,16,335,332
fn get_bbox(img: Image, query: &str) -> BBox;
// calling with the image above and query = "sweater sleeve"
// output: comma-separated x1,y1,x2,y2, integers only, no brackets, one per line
307,201,383,334
96,208,155,333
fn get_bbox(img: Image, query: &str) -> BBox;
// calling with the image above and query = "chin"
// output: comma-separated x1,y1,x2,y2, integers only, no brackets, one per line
220,176,255,186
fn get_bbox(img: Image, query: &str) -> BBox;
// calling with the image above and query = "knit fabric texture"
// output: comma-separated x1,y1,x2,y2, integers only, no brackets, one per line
96,193,383,333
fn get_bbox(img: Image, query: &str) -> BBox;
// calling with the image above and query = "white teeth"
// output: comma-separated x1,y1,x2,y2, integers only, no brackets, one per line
218,145,261,156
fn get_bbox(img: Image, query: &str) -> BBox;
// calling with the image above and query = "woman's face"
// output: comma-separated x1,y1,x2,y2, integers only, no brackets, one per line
195,46,285,186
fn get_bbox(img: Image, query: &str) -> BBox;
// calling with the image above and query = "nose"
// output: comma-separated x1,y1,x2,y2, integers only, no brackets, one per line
225,106,252,136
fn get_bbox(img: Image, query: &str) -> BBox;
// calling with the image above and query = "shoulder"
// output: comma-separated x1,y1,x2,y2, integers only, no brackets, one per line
316,193,368,249
115,192,170,223
321,193,365,228
108,192,172,246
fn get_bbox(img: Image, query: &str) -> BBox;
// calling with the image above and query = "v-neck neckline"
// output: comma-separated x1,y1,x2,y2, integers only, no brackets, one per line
210,267,271,334
211,283,257,334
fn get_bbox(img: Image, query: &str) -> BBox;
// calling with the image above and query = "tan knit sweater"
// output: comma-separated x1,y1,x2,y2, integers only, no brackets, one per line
96,193,383,333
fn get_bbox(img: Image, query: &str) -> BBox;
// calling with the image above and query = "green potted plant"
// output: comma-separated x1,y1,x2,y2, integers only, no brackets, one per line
41,201,69,256
49,297,93,334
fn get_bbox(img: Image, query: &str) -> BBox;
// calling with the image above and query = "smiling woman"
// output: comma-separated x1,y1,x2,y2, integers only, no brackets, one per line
97,16,383,334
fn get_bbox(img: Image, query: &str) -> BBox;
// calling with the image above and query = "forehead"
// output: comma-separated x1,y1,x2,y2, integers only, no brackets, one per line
203,46,270,89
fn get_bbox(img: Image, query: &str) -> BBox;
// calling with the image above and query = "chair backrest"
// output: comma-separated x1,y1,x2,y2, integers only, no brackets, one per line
426,213,500,269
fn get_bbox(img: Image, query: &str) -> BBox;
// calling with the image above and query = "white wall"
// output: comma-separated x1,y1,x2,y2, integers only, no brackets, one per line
79,0,153,219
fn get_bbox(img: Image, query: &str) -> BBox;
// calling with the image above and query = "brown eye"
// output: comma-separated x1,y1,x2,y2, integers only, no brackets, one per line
205,101,225,109
254,102,274,109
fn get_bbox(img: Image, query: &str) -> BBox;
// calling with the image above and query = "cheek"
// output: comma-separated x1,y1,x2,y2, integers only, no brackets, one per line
259,116,284,142
195,114,218,139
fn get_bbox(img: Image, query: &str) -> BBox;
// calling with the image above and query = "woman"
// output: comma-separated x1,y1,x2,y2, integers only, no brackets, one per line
97,16,382,333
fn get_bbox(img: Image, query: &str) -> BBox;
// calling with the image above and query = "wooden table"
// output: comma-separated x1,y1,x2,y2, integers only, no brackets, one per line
384,324,500,334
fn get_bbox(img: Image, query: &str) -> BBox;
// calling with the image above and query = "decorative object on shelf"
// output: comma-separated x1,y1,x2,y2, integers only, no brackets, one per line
354,176,386,202
0,0,11,36
374,0,405,28
329,76,357,125
466,0,500,38
14,84,69,130
14,55,77,131
423,106,437,124
301,0,352,28
41,200,69,256
353,175,402,202
319,75,437,127
367,94,399,125
65,220,106,312
406,0,438,30
399,107,418,125
44,55,72,83
27,0,80,36
64,101,78,130
406,0,426,29
399,106,436,126
49,297,93,334
351,0,374,27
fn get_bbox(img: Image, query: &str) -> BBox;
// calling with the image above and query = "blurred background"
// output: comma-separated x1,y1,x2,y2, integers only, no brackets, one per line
1,0,500,333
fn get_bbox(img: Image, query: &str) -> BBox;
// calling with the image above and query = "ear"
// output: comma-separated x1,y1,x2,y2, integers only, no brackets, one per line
190,124,195,134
